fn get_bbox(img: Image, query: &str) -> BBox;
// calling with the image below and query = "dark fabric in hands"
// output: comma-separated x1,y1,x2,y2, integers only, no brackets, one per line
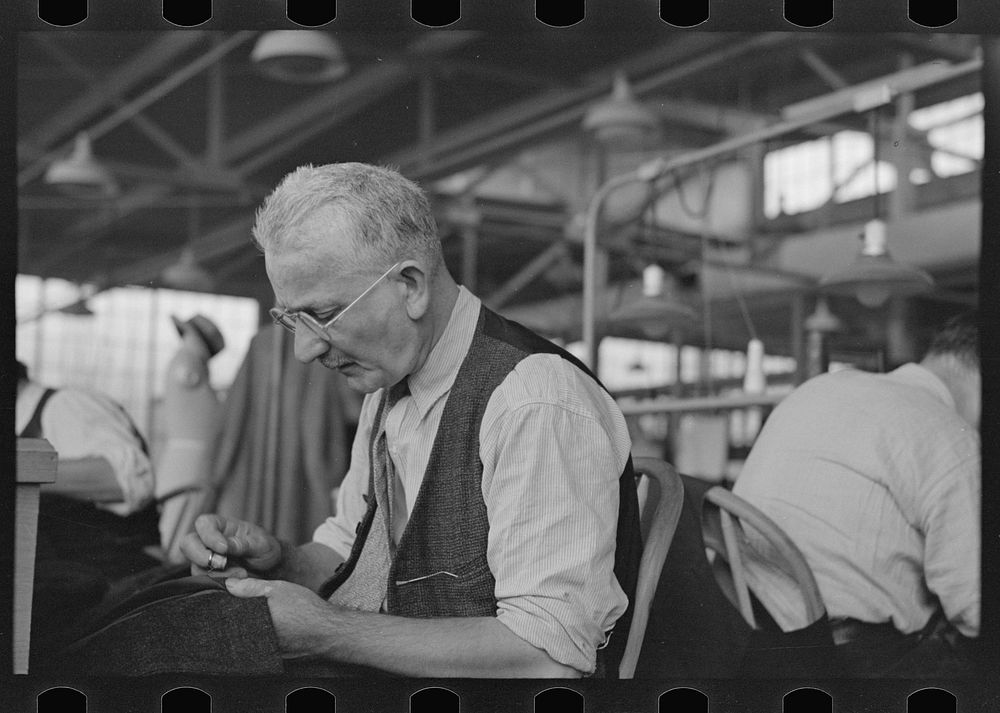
42,575,285,677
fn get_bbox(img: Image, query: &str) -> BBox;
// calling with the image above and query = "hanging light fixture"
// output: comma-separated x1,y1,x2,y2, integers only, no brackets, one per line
803,296,843,379
819,108,933,308
819,218,934,308
251,30,349,84
44,132,118,198
608,264,698,340
804,296,844,334
582,72,660,150
161,247,215,293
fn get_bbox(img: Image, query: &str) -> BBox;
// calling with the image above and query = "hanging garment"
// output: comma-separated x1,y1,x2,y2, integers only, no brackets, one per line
206,324,361,545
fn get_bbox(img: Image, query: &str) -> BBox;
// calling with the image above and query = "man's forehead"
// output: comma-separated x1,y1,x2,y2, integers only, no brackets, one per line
266,247,362,311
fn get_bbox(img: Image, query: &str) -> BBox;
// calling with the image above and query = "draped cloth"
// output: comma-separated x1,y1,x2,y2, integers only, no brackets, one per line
205,324,361,545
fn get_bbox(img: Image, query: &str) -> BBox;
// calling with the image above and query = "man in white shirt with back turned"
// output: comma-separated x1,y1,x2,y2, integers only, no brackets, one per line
733,311,980,677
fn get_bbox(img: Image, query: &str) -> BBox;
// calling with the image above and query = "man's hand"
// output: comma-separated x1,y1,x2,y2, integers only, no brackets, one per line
180,514,283,578
225,577,333,660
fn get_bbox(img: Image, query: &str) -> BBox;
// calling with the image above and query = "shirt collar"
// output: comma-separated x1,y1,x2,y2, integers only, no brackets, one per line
404,286,481,420
887,362,956,410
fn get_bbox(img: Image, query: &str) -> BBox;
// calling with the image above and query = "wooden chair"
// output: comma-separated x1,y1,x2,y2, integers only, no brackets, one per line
619,457,685,679
625,470,838,678
700,485,826,630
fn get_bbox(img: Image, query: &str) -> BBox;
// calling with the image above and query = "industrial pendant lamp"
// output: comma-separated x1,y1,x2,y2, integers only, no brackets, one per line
608,264,698,339
819,109,933,308
161,247,215,293
804,296,843,334
819,218,934,308
251,30,349,84
44,132,118,198
582,72,660,150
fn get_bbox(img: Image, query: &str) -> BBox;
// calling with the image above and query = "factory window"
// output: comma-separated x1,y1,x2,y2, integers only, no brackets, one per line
763,92,983,219
15,274,260,447
907,92,984,179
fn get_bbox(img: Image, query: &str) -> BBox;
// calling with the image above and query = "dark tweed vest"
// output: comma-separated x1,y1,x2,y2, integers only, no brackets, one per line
319,304,641,676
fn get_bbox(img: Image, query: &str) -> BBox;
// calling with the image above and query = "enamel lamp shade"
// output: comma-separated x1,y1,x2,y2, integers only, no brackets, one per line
819,219,934,308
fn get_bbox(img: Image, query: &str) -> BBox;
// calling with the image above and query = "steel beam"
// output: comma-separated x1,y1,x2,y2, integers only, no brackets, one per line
223,31,478,166
32,184,175,274
485,241,569,309
391,34,796,180
206,36,226,168
104,215,256,289
27,34,203,171
798,48,849,90
21,31,208,155
19,32,256,187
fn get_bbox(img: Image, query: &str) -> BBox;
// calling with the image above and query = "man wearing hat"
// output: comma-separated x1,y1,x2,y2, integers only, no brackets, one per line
156,314,226,562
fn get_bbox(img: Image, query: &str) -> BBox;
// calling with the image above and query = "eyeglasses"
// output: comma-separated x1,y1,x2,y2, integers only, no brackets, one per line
269,261,400,339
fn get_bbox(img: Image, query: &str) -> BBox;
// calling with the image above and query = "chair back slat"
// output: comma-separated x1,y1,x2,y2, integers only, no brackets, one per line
620,457,685,679
704,486,826,626
719,508,757,628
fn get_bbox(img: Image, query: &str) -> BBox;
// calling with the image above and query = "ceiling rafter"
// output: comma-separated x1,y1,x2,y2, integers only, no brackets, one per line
42,33,484,291
223,31,480,166
29,34,204,171
389,34,797,181
19,32,256,188
38,31,479,270
19,31,209,157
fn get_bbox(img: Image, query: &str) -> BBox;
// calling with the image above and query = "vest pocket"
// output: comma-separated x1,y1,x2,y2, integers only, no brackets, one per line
390,555,495,618
395,554,490,587
395,570,459,586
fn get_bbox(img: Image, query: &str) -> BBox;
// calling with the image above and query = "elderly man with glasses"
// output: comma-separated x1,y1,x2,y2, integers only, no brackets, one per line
178,162,641,678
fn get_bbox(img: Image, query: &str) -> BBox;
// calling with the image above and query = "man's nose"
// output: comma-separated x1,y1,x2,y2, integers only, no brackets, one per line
292,325,330,364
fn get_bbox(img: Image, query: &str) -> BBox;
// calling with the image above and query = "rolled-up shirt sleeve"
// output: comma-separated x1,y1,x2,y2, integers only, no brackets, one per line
42,389,155,514
480,356,631,675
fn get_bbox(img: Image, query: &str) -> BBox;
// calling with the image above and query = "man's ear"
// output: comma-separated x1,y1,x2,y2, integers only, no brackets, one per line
398,262,430,320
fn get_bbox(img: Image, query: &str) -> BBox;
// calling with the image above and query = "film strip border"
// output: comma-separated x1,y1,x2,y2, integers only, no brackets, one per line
5,679,985,712
15,0,1000,31
4,4,999,713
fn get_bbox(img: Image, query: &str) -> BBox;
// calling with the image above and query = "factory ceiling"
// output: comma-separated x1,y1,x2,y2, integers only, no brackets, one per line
16,27,984,357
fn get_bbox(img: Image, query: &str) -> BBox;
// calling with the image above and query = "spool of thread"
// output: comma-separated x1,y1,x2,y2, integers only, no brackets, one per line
743,338,766,394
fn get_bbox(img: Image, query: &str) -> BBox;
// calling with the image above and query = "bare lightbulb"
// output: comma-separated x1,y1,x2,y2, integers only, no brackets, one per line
856,283,891,308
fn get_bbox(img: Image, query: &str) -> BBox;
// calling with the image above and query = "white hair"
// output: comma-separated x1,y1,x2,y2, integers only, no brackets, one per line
252,162,442,273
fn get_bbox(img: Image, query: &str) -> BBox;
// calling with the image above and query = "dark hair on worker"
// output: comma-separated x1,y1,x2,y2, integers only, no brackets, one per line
924,310,979,371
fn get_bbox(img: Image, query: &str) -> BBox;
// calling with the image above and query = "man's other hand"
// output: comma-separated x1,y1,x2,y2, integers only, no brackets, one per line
226,577,333,660
181,514,283,577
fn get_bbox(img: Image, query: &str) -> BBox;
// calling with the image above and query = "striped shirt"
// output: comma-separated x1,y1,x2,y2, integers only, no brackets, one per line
314,286,632,673
732,364,981,637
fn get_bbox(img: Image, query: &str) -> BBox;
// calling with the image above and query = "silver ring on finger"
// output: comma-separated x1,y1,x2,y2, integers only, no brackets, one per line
207,552,218,571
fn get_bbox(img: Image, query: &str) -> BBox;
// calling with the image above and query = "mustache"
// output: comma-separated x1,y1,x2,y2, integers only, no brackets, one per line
321,356,352,370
